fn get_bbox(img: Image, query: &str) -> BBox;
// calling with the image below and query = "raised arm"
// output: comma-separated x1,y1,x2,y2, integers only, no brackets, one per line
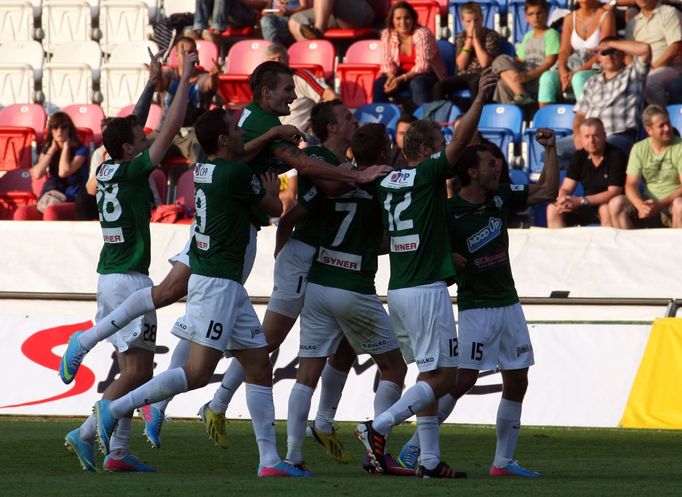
132,48,163,125
528,128,560,204
600,38,651,64
241,124,303,163
275,202,308,258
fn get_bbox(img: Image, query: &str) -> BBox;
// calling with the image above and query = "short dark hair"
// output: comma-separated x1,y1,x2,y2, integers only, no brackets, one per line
403,119,442,162
525,0,548,12
397,113,418,126
195,108,229,155
310,99,344,142
352,124,389,167
248,61,293,101
455,144,492,186
102,115,139,161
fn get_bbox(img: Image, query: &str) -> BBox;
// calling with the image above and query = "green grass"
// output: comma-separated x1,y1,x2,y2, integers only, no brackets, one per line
1,417,681,497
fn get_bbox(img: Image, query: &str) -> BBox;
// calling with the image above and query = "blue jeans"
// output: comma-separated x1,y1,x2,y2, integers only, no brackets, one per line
193,0,228,31
260,14,295,45
373,73,436,106
556,132,635,169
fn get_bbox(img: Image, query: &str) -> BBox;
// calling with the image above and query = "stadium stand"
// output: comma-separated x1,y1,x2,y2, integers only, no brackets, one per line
524,104,575,175
41,0,92,53
62,103,105,146
478,103,524,161
217,39,272,106
0,103,46,143
288,39,336,82
0,167,44,218
0,0,38,43
99,0,154,53
354,102,402,138
117,102,164,133
337,40,383,108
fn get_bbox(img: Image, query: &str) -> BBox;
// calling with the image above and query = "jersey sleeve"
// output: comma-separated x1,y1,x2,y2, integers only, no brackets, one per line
127,149,155,180
419,150,452,183
232,164,266,203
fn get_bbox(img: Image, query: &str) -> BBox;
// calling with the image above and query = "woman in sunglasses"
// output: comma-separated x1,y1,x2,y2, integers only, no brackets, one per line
31,112,89,213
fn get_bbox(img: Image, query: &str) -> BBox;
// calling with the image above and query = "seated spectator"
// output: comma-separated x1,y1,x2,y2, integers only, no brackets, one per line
31,112,89,213
625,0,682,106
289,0,387,40
556,37,651,167
261,0,309,46
264,43,338,136
191,0,258,41
540,0,616,106
492,0,560,105
389,113,416,168
372,1,446,107
609,105,682,228
432,1,500,105
547,117,626,227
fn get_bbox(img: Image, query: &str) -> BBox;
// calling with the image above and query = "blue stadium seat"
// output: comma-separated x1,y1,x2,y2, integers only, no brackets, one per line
478,103,523,161
450,0,499,36
414,102,461,143
509,168,529,185
524,104,575,174
354,103,402,138
437,39,456,76
500,38,516,57
509,0,567,44
666,105,682,137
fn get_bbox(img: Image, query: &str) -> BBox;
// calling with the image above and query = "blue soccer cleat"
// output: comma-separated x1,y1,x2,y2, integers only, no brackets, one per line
60,332,89,384
103,453,156,472
257,460,313,477
490,460,541,478
397,443,420,470
138,405,164,449
94,399,119,455
64,428,97,472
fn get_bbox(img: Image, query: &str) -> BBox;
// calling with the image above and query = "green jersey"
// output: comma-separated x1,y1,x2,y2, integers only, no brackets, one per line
291,145,341,248
378,151,455,290
447,183,528,310
238,101,288,175
190,158,265,281
96,149,155,275
308,181,384,294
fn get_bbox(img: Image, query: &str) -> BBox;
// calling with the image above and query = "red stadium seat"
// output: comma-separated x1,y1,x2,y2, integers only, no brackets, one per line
408,1,440,36
150,167,168,205
175,167,195,211
43,202,76,220
337,40,383,108
0,104,47,143
324,27,377,39
0,126,36,170
13,204,42,220
288,40,336,82
217,40,272,106
62,104,106,147
116,103,164,133
167,39,220,72
75,127,96,150
0,168,43,219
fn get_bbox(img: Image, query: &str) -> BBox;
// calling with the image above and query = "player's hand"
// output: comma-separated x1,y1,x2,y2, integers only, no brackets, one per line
260,172,280,197
271,124,303,143
535,128,556,148
475,67,498,102
147,47,164,84
452,252,467,270
356,164,392,183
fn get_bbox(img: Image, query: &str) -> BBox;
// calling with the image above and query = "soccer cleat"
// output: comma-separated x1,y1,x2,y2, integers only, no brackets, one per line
257,460,313,477
490,460,541,478
197,402,229,449
64,429,97,472
94,399,119,455
59,332,89,384
384,454,416,476
354,421,386,473
103,453,156,472
416,461,467,479
397,443,420,471
306,423,351,463
138,405,164,448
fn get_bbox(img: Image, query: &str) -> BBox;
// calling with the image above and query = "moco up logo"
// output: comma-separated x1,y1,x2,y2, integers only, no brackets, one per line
467,217,502,253
381,169,416,189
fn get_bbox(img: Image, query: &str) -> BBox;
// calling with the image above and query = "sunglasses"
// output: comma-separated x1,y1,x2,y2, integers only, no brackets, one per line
50,124,70,130
600,49,619,57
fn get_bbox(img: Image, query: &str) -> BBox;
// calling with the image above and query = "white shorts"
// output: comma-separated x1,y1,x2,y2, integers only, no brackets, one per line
457,303,535,371
266,238,316,319
387,282,459,372
299,283,399,358
168,224,257,284
171,274,266,354
97,272,157,353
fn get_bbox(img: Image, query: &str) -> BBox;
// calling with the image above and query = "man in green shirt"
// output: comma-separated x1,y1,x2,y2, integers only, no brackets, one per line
94,108,310,478
609,104,682,228
355,68,499,479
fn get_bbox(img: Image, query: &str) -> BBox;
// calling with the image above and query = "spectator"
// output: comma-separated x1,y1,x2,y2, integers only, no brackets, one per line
372,1,446,106
556,37,651,167
191,0,258,41
261,0,309,46
609,105,682,228
389,113,416,168
540,0,616,106
547,117,626,227
492,0,560,105
289,0,388,40
625,0,682,106
432,2,501,105
31,112,89,213
264,43,339,135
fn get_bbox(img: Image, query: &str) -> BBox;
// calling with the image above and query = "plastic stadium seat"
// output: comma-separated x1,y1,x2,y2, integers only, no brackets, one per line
0,168,43,219
41,1,92,53
62,104,105,146
337,40,383,108
168,40,220,72
150,167,168,205
500,38,516,57
50,40,102,72
0,0,35,43
108,40,160,65
667,105,682,137
524,104,574,174
117,103,163,132
217,39,272,106
354,103,402,137
0,39,44,82
413,102,461,124
43,41,102,112
163,0,194,16
324,27,377,40
450,0,498,35
288,40,336,82
43,201,77,220
99,0,152,53
99,62,150,117
404,0,440,37
0,103,47,143
478,103,524,161
437,39,455,76
0,126,36,170
174,167,195,211
509,0,567,44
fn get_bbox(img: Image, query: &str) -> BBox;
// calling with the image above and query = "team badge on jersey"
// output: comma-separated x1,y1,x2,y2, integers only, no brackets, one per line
194,163,216,183
510,184,525,192
467,217,502,252
380,169,416,189
250,174,262,194
96,163,120,182
237,108,251,127
493,196,503,209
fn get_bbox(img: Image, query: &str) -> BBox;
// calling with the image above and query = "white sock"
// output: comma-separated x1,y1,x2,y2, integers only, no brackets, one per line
79,287,155,350
374,380,402,418
109,416,132,457
286,383,314,464
402,393,457,450
152,339,190,413
110,368,188,419
313,364,347,433
493,398,523,468
208,359,246,414
245,383,281,467
372,381,435,436
79,415,97,443
417,416,440,470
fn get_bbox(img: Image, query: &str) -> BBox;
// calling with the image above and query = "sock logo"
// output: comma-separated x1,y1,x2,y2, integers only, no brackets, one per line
111,320,121,330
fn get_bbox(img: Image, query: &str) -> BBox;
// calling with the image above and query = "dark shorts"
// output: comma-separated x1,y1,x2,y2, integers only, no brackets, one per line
630,206,672,228
562,205,600,227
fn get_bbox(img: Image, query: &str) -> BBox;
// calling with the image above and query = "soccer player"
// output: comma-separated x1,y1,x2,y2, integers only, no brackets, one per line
354,68,499,478
93,108,309,477
284,123,409,474
63,47,197,473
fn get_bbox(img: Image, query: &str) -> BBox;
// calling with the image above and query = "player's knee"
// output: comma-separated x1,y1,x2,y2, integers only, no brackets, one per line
183,364,213,390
